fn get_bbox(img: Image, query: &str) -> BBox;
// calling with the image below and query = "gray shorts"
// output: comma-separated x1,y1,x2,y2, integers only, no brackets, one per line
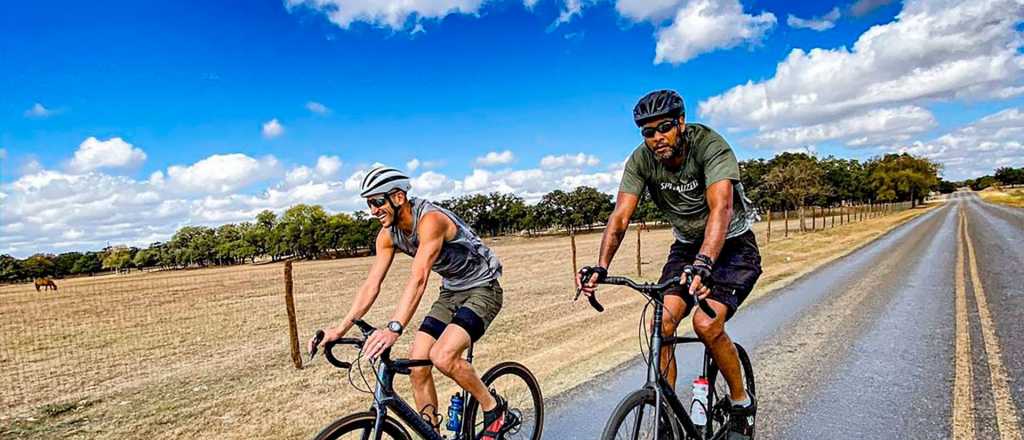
419,279,503,341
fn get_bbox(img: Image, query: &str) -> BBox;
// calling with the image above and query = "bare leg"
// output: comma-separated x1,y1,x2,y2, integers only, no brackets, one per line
430,325,498,411
693,300,746,401
655,295,689,388
409,331,441,431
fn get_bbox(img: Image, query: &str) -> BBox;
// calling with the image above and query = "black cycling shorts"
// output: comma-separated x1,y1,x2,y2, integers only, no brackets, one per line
659,229,762,320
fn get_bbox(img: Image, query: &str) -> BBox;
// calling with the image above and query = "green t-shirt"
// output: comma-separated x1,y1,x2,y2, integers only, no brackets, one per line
619,123,756,243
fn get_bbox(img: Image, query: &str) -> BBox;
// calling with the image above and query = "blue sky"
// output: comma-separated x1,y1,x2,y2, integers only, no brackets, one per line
2,0,1024,256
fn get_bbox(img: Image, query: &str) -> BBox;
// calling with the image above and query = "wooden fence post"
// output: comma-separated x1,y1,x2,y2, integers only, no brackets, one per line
784,208,789,238
570,229,577,275
830,207,835,228
284,260,302,370
636,226,642,277
766,208,772,244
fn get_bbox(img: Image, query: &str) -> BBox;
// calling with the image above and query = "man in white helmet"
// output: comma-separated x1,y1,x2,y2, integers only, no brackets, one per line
311,166,515,439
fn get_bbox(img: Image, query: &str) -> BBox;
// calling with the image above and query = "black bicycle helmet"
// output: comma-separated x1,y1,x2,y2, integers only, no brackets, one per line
633,89,685,127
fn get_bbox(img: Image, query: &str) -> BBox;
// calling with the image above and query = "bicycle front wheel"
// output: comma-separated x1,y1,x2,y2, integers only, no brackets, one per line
312,411,412,440
463,361,544,440
704,342,755,439
601,389,682,440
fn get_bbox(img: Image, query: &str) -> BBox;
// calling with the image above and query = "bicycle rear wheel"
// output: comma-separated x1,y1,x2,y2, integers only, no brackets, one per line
312,411,412,440
704,343,755,439
463,361,544,440
601,389,682,440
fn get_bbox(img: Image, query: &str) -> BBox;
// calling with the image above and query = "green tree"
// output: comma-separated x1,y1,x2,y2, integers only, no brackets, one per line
764,154,825,231
53,252,83,277
0,255,24,282
867,153,939,206
102,246,133,273
71,252,103,275
22,254,56,279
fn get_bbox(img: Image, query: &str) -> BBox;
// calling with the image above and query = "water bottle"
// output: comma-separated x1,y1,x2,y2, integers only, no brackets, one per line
691,376,709,426
446,393,463,432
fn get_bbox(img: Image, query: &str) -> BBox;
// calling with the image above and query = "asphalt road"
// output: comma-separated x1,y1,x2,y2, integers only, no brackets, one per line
544,193,1024,439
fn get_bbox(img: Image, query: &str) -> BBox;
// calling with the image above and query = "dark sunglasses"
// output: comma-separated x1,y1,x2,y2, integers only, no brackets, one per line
641,119,679,139
366,195,390,208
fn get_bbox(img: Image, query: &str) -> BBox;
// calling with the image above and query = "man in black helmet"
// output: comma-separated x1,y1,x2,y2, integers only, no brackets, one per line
576,90,761,439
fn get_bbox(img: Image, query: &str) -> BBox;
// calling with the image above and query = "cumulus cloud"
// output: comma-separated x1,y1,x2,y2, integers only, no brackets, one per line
24,103,55,118
406,158,421,172
262,118,285,139
1,149,632,256
699,0,1024,147
894,107,1024,180
163,154,280,193
68,137,147,173
540,153,600,169
755,105,936,149
475,150,515,166
306,101,330,115
285,0,485,31
616,0,683,22
787,7,839,31
654,0,776,64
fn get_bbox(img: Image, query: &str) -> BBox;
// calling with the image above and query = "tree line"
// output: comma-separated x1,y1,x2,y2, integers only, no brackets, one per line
2,152,958,283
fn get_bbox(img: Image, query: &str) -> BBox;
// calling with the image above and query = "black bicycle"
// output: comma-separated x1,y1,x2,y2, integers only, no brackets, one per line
309,319,544,440
578,270,755,440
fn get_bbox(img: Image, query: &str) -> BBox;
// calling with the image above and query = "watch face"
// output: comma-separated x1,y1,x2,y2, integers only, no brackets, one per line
388,321,402,333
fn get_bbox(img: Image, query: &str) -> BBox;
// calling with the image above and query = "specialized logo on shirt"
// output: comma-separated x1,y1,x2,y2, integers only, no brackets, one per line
661,180,699,194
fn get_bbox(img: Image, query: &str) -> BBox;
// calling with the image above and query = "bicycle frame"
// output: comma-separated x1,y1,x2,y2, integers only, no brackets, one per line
366,344,478,440
644,295,707,439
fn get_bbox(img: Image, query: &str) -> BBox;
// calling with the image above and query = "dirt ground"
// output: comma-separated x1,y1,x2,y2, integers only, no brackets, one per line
0,203,937,439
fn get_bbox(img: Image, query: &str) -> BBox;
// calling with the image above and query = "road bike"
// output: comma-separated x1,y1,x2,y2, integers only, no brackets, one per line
579,271,755,440
309,319,544,440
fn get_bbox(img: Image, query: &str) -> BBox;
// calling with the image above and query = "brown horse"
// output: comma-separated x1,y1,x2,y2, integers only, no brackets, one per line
34,278,57,292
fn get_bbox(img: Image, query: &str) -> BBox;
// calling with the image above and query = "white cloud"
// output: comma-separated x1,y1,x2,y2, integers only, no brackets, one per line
893,107,1024,180
262,118,284,139
540,153,600,169
68,137,147,173
164,154,280,193
787,7,839,31
306,101,330,115
406,158,421,171
475,150,515,166
24,103,55,118
700,0,1024,146
615,0,683,22
286,0,485,31
654,0,776,64
1,148,632,256
755,105,936,149
552,0,585,26
315,155,342,177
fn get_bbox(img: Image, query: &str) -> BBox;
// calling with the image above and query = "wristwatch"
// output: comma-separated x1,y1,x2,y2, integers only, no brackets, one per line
386,320,404,335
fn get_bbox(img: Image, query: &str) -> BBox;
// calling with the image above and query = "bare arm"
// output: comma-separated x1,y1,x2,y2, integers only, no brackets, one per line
388,211,452,328
598,191,641,268
697,180,734,263
335,227,395,336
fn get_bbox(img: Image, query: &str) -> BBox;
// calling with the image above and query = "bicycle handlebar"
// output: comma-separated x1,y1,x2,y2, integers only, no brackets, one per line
577,271,717,319
310,319,379,369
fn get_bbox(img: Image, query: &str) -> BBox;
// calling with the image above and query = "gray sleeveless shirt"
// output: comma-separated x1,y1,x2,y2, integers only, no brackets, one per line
389,198,503,291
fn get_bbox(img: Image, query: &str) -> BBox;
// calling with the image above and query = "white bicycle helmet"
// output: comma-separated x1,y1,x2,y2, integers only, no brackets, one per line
360,165,412,198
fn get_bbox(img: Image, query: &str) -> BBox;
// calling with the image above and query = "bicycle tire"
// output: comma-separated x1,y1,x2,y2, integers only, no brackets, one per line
463,361,544,440
601,388,682,440
312,410,412,440
704,343,755,439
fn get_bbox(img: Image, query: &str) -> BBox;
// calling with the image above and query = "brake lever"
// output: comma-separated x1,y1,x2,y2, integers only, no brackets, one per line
575,268,605,312
683,269,717,319
309,329,325,361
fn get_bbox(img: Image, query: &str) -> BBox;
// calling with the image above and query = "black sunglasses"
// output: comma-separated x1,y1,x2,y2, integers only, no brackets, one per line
366,194,390,208
641,119,679,139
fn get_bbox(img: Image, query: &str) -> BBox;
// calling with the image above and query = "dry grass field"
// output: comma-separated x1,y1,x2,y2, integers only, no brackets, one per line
0,203,937,439
979,187,1024,208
